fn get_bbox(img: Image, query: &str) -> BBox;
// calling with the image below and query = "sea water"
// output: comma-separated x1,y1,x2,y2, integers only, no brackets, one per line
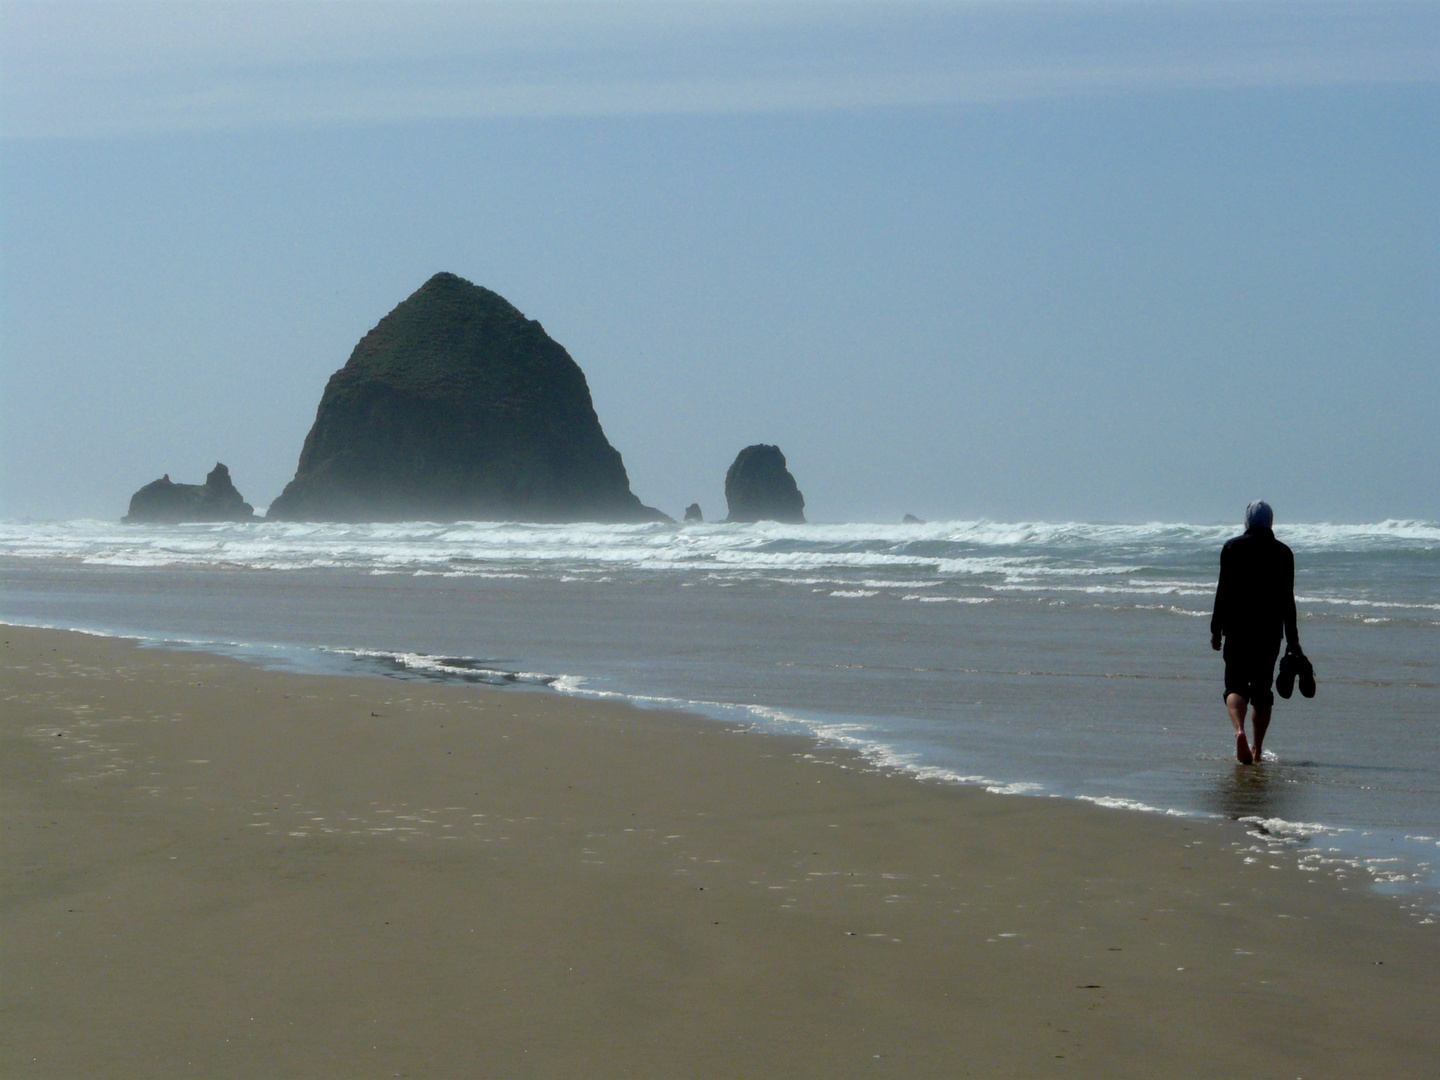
3,517,1437,909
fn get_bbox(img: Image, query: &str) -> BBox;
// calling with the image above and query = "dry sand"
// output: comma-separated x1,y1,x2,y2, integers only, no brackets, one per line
2,625,1436,1078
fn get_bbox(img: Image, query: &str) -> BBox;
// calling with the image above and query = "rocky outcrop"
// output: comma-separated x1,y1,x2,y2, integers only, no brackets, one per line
724,445,805,524
267,272,667,523
122,463,258,524
902,513,925,524
684,503,703,522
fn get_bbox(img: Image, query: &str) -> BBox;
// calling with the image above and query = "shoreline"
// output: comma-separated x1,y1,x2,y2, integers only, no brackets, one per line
4,624,1437,1077
5,612,1438,911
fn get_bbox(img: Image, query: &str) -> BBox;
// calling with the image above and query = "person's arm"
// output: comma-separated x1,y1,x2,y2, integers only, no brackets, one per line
1283,546,1299,650
1211,544,1229,650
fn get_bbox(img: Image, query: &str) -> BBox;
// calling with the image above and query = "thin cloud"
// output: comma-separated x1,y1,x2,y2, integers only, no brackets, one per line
3,1,1438,137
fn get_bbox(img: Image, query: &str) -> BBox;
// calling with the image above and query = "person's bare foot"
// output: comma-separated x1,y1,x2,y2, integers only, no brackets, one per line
1235,730,1254,765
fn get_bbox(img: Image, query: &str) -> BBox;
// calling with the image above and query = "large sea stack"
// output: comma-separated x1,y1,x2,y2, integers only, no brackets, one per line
724,444,806,524
122,463,258,524
267,273,666,523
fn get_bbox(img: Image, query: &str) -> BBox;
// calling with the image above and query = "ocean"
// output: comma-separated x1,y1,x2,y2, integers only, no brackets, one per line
3,516,1437,912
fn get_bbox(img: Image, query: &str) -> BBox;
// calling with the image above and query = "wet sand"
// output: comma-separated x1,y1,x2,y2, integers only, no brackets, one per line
3,625,1436,1078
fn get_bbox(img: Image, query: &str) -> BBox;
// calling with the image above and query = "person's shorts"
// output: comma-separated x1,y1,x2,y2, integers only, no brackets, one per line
1224,648,1280,708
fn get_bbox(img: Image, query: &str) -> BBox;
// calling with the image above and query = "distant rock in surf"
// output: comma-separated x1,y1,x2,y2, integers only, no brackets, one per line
267,272,668,524
902,513,925,524
684,503,703,522
724,445,805,524
122,463,258,524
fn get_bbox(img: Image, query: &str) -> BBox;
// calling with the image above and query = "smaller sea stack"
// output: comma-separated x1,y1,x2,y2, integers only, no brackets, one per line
724,445,805,524
122,463,258,524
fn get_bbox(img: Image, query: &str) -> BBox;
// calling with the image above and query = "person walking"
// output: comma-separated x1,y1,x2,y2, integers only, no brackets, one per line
1210,500,1300,764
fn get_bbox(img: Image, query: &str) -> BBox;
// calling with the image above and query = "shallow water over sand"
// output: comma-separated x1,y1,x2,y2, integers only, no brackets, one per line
3,517,1437,902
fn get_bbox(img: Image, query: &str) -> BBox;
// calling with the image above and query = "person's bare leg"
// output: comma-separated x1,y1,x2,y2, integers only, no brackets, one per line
1251,703,1272,761
1226,693,1253,764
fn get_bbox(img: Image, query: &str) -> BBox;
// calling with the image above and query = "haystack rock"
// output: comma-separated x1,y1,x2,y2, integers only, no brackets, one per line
122,463,258,524
684,503,703,522
902,513,925,524
724,444,805,524
267,273,667,523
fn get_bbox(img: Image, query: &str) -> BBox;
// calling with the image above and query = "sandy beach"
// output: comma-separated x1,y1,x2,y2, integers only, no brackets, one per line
3,625,1435,1078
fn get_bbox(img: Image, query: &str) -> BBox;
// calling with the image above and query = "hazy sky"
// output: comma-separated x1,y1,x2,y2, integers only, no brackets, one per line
2,1,1436,523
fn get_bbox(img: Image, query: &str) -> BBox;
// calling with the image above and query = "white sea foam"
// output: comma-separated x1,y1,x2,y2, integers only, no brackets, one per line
4,516,1434,578
0,616,133,640
1297,595,1440,612
4,517,1435,643
1077,795,1194,816
1135,604,1209,617
1239,816,1351,841
902,594,993,604
335,648,558,687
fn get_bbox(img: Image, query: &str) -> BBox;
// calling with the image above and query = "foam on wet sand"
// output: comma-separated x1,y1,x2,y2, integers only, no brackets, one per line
3,626,1435,1077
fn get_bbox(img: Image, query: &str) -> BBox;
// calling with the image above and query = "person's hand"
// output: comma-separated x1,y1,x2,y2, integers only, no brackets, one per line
1211,633,1222,651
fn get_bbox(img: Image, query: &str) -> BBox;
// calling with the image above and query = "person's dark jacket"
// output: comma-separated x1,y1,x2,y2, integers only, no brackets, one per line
1210,526,1299,658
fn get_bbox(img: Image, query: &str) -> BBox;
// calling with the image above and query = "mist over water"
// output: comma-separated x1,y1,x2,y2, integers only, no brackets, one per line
3,517,1437,908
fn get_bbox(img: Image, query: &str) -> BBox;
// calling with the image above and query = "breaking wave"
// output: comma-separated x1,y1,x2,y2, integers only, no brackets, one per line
2,517,1436,618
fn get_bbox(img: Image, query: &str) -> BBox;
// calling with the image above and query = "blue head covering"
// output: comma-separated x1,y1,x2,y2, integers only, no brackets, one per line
1245,500,1274,530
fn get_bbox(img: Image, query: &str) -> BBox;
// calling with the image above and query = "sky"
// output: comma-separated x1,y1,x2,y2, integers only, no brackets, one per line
1,1,1436,524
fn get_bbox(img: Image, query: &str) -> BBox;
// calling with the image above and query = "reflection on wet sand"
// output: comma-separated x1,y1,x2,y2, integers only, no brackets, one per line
1202,762,1300,823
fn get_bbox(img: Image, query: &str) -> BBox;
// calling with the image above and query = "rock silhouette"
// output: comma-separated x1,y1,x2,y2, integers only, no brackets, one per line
724,445,805,524
268,273,666,523
123,463,258,524
902,513,925,524
684,503,703,522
